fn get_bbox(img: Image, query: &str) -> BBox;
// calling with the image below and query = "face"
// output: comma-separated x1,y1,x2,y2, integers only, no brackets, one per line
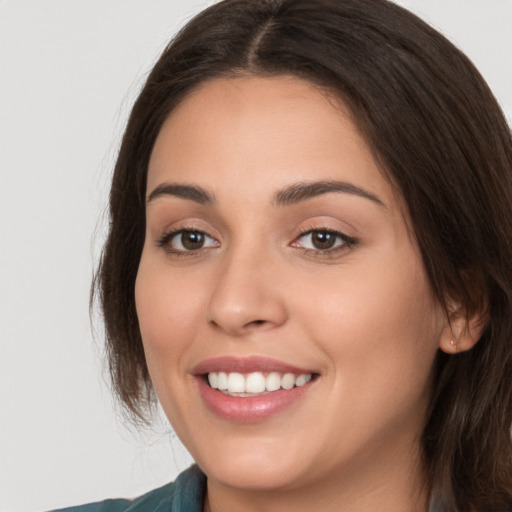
136,76,447,494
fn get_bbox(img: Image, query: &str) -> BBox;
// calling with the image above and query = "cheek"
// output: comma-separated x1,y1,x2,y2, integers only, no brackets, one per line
296,246,442,405
134,256,205,367
134,254,213,434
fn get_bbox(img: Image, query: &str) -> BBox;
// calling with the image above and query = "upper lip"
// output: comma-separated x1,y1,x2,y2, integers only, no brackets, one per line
192,356,316,376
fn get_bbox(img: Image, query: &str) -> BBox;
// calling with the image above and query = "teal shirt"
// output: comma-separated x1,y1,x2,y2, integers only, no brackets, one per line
53,465,206,512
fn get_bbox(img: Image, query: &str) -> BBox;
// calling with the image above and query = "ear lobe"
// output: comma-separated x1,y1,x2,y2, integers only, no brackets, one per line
439,302,487,354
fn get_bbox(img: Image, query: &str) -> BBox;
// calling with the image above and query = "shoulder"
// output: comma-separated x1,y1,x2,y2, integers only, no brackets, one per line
51,465,206,512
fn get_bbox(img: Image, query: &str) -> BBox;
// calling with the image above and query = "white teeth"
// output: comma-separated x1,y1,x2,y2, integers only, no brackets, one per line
245,372,266,393
295,374,312,387
217,372,228,390
207,371,313,395
281,373,295,390
207,372,218,389
265,372,281,392
227,372,245,393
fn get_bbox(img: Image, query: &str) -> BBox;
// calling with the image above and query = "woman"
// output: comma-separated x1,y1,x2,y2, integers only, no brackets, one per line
67,0,512,510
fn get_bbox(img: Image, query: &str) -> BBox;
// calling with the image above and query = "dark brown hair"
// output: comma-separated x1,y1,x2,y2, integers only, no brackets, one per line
94,0,512,509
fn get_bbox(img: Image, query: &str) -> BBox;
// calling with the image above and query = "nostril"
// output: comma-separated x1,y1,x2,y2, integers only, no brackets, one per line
208,318,267,332
240,319,270,330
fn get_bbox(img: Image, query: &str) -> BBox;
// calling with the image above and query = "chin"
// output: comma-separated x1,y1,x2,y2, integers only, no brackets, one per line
202,459,302,491
192,437,312,491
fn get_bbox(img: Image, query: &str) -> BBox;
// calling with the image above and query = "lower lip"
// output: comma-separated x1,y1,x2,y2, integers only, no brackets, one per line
196,377,315,422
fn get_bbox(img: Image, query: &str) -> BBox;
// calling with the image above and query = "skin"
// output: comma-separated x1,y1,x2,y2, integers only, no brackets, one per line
135,76,453,512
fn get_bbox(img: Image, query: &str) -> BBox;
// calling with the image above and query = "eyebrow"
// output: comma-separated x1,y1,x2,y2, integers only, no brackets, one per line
147,183,215,204
273,180,385,207
146,179,385,208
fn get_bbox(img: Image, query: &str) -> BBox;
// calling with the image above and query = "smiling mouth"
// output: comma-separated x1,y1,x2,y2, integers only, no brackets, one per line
205,371,316,397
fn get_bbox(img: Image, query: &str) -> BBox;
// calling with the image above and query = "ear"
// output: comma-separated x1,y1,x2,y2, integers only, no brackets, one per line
439,301,487,354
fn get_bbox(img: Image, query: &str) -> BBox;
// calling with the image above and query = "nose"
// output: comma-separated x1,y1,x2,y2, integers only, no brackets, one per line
207,247,288,336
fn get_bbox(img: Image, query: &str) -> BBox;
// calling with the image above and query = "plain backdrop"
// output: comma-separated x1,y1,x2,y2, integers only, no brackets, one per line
1,1,511,511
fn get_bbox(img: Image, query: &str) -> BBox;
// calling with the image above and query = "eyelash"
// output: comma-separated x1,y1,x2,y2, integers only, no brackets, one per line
156,227,357,257
292,227,357,257
157,228,219,256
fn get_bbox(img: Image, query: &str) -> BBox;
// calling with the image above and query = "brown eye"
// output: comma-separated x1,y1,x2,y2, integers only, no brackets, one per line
160,229,219,253
293,229,356,254
180,230,206,250
310,231,337,250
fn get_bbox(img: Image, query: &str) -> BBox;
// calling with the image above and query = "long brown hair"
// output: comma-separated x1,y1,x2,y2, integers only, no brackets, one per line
94,0,512,509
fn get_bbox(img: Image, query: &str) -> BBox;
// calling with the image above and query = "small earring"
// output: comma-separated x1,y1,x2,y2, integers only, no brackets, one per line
450,339,455,347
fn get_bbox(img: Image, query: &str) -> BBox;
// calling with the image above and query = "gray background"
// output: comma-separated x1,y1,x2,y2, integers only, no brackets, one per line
1,1,511,511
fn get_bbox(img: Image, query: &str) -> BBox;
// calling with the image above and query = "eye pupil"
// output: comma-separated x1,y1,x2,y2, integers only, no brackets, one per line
181,230,205,250
312,231,336,250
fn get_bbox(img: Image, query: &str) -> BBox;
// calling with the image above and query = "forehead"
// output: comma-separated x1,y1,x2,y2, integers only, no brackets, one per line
147,75,398,211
